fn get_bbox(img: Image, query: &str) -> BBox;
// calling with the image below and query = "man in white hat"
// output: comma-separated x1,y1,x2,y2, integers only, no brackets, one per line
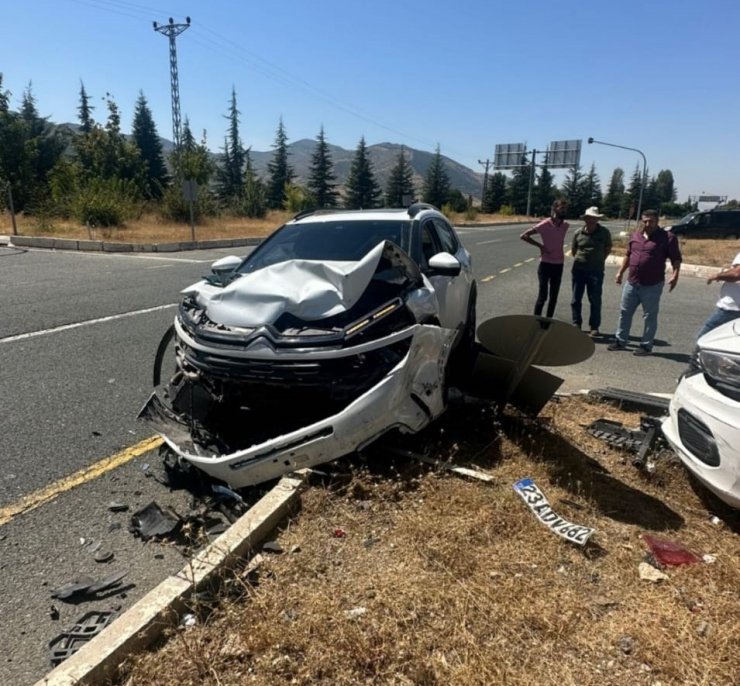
570,206,612,336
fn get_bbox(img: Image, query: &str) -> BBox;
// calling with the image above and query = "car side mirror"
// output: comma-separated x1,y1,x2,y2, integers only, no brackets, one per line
427,252,461,276
210,255,242,285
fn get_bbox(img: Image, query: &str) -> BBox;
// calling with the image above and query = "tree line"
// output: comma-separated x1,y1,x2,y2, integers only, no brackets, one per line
0,73,692,228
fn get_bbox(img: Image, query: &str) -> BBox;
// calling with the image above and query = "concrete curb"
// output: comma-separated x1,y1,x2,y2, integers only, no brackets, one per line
35,473,306,686
8,235,264,253
604,254,721,279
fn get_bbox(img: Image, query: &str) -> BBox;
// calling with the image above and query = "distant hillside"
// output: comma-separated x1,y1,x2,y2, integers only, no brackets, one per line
57,125,485,200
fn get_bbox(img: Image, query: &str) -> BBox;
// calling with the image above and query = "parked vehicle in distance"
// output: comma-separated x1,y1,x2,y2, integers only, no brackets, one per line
140,204,477,488
662,318,740,508
666,209,740,239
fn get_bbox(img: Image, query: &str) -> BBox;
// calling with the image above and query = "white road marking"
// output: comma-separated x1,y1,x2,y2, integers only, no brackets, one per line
0,304,177,344
499,267,511,274
514,262,524,267
29,248,213,264
525,257,535,263
475,238,502,245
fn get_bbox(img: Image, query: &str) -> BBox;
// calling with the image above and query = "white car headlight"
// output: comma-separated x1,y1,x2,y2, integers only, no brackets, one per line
700,349,740,390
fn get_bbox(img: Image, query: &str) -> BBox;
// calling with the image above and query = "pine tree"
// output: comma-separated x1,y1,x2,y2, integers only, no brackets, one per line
132,92,169,199
307,125,338,209
344,136,381,209
216,87,247,205
77,82,94,134
561,165,588,217
484,172,507,213
385,146,415,206
622,163,643,219
422,144,451,208
506,156,530,214
266,118,294,209
602,168,625,217
532,166,556,216
581,163,602,209
655,170,676,204
242,152,266,218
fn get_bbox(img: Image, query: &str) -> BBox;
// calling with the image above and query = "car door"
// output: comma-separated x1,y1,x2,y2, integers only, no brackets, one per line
420,217,471,330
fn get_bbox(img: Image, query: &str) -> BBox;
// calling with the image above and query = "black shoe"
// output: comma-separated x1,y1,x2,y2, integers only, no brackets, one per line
607,341,626,351
633,346,652,356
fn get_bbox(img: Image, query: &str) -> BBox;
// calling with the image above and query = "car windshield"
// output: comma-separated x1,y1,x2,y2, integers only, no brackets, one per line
239,219,412,273
676,212,699,225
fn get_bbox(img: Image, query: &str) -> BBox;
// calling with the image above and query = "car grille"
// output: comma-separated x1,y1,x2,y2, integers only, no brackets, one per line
182,338,413,402
677,408,720,467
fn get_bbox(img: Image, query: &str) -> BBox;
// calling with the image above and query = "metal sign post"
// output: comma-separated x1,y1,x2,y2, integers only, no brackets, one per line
182,179,198,241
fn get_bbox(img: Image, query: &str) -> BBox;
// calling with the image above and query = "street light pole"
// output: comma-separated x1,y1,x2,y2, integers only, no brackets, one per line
587,137,647,222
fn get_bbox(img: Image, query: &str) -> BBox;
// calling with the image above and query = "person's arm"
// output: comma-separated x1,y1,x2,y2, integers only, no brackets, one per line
667,233,682,292
708,263,740,283
616,234,630,284
520,225,543,252
604,227,612,259
571,231,578,257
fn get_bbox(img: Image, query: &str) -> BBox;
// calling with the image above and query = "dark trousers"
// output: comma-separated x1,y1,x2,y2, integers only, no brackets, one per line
571,268,605,330
534,262,563,318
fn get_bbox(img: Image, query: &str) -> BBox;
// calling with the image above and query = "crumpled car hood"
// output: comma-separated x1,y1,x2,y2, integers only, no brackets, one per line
698,318,740,353
183,240,422,328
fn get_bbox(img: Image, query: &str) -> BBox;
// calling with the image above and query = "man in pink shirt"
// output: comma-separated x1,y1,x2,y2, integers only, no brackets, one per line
520,199,569,318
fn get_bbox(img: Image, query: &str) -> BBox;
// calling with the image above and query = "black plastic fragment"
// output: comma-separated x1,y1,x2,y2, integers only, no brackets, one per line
130,501,181,539
588,387,670,414
49,608,120,666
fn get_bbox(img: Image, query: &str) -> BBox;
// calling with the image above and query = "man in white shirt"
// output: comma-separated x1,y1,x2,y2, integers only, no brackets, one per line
696,252,740,340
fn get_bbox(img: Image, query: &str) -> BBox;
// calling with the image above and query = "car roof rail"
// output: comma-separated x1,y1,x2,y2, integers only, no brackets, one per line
407,202,438,218
292,208,345,221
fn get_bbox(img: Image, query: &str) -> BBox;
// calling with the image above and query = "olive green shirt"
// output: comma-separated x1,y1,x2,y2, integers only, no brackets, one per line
571,224,612,272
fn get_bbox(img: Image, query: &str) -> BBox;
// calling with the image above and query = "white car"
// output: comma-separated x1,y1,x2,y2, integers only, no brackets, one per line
140,205,476,488
662,318,740,508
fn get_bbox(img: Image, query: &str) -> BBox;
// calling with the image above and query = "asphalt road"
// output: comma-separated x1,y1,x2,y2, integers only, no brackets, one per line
0,225,719,684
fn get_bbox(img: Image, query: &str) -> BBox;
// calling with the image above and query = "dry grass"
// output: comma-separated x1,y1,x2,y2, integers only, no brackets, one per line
610,235,738,268
118,397,739,686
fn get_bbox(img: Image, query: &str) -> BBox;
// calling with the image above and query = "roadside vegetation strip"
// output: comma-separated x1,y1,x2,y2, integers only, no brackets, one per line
0,304,177,345
36,473,306,686
0,436,163,527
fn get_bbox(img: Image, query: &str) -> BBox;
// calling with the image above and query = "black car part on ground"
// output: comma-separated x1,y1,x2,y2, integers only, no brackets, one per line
587,415,667,468
49,608,120,667
588,387,670,415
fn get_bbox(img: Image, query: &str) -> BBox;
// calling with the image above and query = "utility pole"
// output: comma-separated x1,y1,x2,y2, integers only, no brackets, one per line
526,149,539,217
153,16,191,150
478,158,492,210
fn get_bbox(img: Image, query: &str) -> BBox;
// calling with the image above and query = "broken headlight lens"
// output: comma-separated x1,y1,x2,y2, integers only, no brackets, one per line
700,349,740,399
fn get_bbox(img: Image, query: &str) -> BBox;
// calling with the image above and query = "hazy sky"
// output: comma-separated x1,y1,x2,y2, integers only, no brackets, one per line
2,0,738,200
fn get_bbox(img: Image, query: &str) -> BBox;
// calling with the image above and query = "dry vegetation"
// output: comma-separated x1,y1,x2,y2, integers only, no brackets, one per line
7,210,736,267
119,396,739,686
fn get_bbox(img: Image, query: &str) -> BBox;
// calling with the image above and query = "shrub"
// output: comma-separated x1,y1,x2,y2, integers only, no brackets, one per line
70,177,141,227
160,183,219,223
498,204,514,216
463,205,478,221
283,183,313,214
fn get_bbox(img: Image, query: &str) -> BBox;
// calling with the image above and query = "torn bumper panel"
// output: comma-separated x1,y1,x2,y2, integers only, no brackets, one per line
140,325,455,488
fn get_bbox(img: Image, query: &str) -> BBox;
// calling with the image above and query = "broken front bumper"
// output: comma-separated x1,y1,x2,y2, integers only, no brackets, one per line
140,325,456,488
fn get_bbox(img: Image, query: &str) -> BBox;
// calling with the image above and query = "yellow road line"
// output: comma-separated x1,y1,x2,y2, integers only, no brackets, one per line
525,257,535,263
0,436,163,528
481,275,496,283
514,262,524,267
499,267,511,274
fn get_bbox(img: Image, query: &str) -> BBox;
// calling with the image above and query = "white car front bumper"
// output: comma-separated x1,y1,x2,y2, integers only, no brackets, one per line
661,372,740,509
141,324,456,488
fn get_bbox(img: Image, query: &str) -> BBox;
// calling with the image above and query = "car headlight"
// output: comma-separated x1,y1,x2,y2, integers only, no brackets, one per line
700,349,740,397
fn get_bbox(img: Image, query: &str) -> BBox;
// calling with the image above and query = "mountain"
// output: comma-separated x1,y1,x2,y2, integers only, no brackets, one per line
250,139,485,201
56,125,485,200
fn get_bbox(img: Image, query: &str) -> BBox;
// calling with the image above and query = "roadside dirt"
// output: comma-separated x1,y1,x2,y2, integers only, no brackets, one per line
118,396,739,686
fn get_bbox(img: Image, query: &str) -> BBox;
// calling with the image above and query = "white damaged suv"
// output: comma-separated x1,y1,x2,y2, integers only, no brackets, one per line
140,204,476,488
662,319,740,508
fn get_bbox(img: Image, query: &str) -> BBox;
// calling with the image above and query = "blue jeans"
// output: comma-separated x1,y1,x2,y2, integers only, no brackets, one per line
571,268,604,329
615,281,664,350
696,307,740,341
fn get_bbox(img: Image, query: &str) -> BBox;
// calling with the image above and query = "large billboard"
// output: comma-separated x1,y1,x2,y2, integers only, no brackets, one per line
494,143,527,169
544,139,582,168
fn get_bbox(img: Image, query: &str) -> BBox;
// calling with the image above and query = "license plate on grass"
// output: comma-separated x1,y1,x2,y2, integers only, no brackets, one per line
513,478,594,546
